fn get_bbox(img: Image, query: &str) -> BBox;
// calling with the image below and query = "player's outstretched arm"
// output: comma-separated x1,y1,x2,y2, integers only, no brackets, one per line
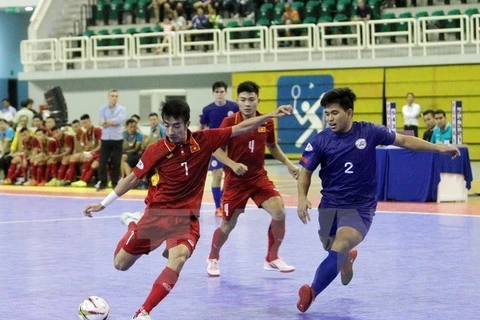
83,172,140,217
230,105,293,137
213,148,248,176
393,133,460,158
297,167,313,224
267,142,299,180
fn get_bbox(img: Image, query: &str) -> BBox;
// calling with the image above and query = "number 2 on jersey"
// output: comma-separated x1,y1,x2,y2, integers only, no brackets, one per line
181,162,189,176
344,162,354,174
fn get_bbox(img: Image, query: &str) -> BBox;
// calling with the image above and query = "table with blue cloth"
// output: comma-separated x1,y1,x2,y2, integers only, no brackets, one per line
376,146,473,202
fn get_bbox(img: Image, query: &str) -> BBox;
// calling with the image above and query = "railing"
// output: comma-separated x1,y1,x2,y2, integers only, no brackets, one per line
470,14,480,54
318,21,365,60
20,16,480,72
418,14,470,55
367,18,417,58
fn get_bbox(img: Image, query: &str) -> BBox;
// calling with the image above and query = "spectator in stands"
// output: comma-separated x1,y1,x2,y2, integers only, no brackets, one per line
191,6,209,51
206,4,223,29
172,7,191,31
353,0,373,45
430,109,453,145
121,118,143,178
1,98,16,123
401,92,421,137
222,0,239,18
280,2,300,47
422,109,436,142
14,99,35,127
0,118,15,181
148,0,168,24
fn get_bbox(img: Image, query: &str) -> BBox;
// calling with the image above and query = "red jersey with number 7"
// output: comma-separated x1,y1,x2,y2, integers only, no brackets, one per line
220,112,275,183
133,128,232,216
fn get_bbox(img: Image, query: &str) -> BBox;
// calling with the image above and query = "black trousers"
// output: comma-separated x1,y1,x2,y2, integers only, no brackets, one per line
404,125,418,137
98,139,123,188
0,155,12,178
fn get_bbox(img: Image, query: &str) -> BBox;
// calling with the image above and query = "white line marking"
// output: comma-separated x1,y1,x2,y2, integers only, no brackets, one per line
0,215,121,224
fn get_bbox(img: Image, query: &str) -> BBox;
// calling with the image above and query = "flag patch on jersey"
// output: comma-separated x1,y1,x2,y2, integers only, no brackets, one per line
190,145,200,153
258,127,266,132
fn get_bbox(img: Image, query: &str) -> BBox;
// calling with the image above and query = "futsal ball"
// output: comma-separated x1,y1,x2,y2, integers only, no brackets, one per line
78,296,110,320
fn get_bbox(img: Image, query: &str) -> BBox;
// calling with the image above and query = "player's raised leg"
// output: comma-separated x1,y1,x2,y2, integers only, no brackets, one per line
297,226,363,313
260,196,295,273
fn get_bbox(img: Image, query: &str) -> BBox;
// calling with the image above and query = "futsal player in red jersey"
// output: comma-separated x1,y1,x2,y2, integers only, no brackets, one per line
206,81,299,276
83,98,293,320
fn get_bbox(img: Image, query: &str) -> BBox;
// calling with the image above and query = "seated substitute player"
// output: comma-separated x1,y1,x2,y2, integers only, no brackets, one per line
199,81,239,216
206,81,299,276
83,99,293,320
295,88,460,313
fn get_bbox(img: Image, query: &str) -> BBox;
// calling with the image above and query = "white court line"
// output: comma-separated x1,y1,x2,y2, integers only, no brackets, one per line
1,193,478,219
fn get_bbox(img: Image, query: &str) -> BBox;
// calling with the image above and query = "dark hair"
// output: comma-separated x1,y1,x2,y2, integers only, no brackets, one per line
19,127,29,134
212,81,228,92
36,128,47,134
321,87,357,111
149,112,159,118
237,81,260,96
406,92,415,98
126,118,137,126
80,114,90,120
161,98,190,124
131,114,140,121
51,126,60,132
435,109,446,117
2,98,10,103
33,115,42,121
46,116,55,121
422,109,435,117
21,99,34,108
0,118,8,124
72,119,80,124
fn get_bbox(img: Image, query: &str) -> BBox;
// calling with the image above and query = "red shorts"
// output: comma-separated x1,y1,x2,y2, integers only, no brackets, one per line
221,175,280,221
119,214,200,257
91,151,100,162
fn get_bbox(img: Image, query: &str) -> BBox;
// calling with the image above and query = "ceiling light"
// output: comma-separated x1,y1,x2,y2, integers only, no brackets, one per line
25,7,34,11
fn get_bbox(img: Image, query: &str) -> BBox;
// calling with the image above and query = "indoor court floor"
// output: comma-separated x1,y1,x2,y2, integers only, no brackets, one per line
1,162,479,320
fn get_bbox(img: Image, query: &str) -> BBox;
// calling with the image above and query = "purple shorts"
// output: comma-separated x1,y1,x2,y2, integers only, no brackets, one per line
208,156,225,171
317,207,375,239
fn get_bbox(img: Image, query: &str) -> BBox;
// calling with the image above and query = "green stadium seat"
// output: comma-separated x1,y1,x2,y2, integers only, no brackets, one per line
109,0,124,25
396,12,412,32
303,16,317,24
139,27,153,45
446,9,461,29
97,29,110,47
465,8,479,17
305,1,320,19
92,0,109,25
415,11,429,19
153,25,164,33
259,3,274,21
336,0,352,17
84,29,95,37
321,0,336,16
242,20,255,28
135,0,151,22
274,2,285,21
125,27,138,35
256,17,271,27
318,13,333,23
110,28,124,46
431,10,445,28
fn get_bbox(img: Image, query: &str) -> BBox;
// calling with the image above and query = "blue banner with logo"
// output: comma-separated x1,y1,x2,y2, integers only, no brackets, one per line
277,75,334,153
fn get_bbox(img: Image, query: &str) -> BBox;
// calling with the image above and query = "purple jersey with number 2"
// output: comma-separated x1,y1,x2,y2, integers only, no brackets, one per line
299,122,396,209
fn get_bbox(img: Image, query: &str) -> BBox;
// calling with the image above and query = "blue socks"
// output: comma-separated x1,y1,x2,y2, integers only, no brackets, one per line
311,250,348,297
212,187,223,209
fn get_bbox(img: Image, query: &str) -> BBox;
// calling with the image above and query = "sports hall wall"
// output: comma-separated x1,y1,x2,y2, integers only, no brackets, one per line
232,65,480,160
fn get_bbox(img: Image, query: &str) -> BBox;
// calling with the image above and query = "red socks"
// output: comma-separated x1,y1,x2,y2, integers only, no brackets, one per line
208,228,229,260
141,267,179,313
267,219,285,262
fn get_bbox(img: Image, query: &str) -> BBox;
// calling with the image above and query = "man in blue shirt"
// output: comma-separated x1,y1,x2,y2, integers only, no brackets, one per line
97,89,127,190
296,88,460,313
430,109,453,144
199,81,239,216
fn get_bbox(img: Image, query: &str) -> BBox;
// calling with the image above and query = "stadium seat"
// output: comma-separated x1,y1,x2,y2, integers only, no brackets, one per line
305,1,320,19
135,0,151,23
109,0,124,25
396,12,413,32
291,1,305,18
303,16,317,24
321,0,336,17
465,8,479,17
242,20,255,28
259,3,274,21
380,13,396,33
318,13,333,23
274,2,285,21
123,0,139,24
92,0,109,26
110,28,124,46
97,29,110,47
446,9,461,29
256,17,271,27
153,25,164,33
431,10,445,29
84,29,95,37
336,0,352,17
415,11,429,19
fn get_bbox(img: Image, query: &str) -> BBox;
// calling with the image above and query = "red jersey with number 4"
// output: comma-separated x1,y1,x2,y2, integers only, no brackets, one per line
220,112,275,183
133,128,232,216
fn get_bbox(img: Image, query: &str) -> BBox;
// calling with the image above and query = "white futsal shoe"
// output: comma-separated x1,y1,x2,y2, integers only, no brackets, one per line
264,258,295,273
120,211,144,226
207,258,221,277
132,309,152,320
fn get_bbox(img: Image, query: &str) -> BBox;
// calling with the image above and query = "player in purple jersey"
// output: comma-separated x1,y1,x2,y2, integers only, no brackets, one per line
199,81,239,216
295,88,460,313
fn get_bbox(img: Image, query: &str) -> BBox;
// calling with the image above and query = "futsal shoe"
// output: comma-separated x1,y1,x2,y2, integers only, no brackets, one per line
207,258,221,277
120,211,144,226
297,284,315,313
71,180,87,187
264,258,295,273
341,248,358,286
132,308,152,320
214,207,223,217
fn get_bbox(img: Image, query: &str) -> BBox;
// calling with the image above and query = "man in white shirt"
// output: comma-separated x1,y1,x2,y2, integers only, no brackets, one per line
402,92,421,137
1,98,17,123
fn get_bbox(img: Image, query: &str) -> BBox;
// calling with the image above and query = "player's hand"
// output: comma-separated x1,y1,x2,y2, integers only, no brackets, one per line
231,162,248,176
84,203,105,218
297,198,312,224
271,105,293,118
440,145,461,159
288,165,300,180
